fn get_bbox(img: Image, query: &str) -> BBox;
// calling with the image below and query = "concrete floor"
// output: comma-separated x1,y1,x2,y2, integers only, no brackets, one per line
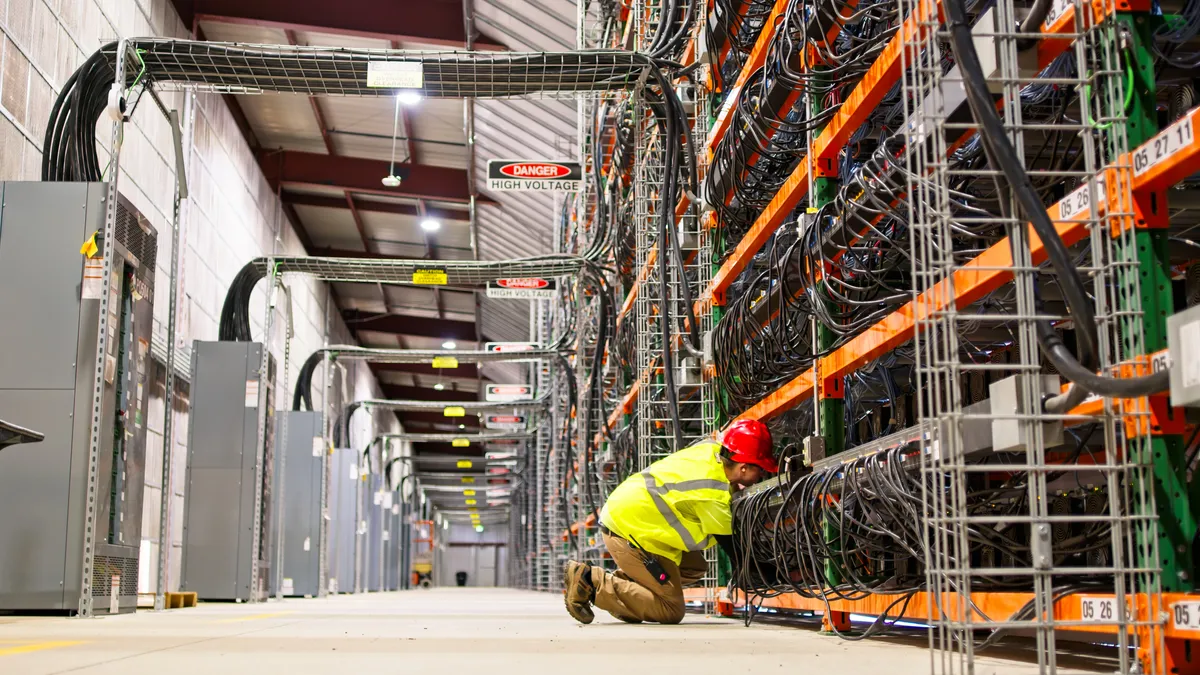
0,589,1107,674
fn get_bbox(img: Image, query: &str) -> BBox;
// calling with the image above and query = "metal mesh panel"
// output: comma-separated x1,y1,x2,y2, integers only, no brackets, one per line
901,0,1165,670
112,41,653,97
256,255,586,285
317,346,561,364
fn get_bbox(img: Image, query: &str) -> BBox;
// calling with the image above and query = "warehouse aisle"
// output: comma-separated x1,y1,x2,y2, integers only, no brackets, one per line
0,589,1101,674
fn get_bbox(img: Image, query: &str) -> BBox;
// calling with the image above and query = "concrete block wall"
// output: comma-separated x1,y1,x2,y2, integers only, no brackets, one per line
0,0,401,595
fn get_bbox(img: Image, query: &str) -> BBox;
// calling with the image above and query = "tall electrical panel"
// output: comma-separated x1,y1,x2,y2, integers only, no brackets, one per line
326,446,360,593
0,182,157,614
272,410,324,597
181,341,276,601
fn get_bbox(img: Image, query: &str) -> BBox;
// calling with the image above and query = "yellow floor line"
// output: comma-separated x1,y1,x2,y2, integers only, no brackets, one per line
0,641,86,657
215,611,294,624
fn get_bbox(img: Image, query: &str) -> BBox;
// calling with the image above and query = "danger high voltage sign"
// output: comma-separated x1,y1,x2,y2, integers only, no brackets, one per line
487,160,582,192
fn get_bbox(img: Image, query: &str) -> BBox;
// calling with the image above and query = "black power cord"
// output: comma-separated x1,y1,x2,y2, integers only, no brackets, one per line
946,0,1167,398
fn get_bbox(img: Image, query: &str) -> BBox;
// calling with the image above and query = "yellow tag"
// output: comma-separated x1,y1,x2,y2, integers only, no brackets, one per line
432,356,459,369
461,477,475,483
465,499,477,505
443,406,466,417
80,232,99,258
468,507,478,513
806,207,819,214
463,489,476,496
412,269,448,285
452,438,470,447
457,460,473,469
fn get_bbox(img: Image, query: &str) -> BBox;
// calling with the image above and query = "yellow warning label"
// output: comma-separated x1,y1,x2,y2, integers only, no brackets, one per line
463,489,476,496
461,476,475,483
412,269,448,285
452,438,470,447
432,356,459,369
443,406,466,417
465,499,477,505
80,232,99,258
456,460,473,468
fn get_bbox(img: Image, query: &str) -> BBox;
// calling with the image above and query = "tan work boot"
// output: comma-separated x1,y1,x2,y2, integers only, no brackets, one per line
563,561,595,624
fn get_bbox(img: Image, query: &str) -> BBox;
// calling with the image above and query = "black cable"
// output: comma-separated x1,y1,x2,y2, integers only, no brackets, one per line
946,0,1167,398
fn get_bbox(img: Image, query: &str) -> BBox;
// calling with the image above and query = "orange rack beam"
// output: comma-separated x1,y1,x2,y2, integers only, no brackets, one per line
701,0,942,309
685,588,1200,642
696,0,1103,312
733,104,1200,424
706,0,791,152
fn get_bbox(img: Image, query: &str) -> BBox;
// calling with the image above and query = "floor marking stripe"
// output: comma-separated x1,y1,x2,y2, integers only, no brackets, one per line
0,641,86,656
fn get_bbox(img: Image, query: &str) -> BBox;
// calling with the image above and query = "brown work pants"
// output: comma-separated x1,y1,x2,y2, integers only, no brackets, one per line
591,531,707,624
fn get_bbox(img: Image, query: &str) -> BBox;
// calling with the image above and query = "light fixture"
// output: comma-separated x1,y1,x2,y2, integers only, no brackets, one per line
421,218,441,232
397,90,422,105
441,340,457,350
433,382,445,391
475,525,484,533
458,424,466,429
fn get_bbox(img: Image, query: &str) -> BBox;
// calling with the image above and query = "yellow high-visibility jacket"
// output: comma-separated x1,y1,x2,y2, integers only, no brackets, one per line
599,441,732,564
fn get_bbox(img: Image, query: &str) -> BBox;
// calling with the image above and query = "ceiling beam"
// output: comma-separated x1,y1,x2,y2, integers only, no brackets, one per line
344,310,485,342
381,384,479,402
257,150,494,206
397,411,482,428
185,0,507,50
284,193,472,222
370,362,486,379
308,247,476,265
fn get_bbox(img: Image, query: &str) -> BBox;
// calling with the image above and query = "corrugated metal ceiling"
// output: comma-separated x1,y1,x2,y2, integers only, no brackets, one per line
199,6,576,364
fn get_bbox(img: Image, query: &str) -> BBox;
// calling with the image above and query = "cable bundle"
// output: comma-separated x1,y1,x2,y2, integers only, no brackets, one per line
730,436,1116,628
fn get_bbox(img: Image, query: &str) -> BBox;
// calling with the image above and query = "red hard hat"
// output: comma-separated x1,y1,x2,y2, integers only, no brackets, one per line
720,420,777,473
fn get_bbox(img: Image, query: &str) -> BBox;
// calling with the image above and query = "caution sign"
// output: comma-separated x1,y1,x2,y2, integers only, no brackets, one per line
486,341,541,352
487,160,582,192
486,384,534,402
485,414,527,430
443,406,467,418
452,438,471,448
412,269,448,285
432,356,459,369
486,277,557,299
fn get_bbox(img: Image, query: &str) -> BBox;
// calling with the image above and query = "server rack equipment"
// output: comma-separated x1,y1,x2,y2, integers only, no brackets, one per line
272,410,324,598
181,341,276,602
0,182,157,614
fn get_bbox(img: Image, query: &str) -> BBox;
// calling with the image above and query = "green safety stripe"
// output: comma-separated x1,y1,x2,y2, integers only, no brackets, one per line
641,473,717,552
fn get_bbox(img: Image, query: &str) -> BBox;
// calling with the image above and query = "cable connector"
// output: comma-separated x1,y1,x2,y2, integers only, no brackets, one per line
802,436,826,466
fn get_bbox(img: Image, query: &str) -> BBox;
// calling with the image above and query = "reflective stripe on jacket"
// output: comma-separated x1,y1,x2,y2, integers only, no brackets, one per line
599,441,732,564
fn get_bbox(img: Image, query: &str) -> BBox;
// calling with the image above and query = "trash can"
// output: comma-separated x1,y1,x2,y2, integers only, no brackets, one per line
455,571,468,587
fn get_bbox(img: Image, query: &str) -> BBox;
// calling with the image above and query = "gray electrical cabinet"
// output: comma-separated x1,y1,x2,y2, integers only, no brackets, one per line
181,341,276,602
0,182,157,614
327,446,359,593
272,411,324,597
364,471,385,591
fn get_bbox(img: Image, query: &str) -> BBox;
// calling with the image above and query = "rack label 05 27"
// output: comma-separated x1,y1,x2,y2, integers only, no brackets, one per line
1134,115,1195,178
